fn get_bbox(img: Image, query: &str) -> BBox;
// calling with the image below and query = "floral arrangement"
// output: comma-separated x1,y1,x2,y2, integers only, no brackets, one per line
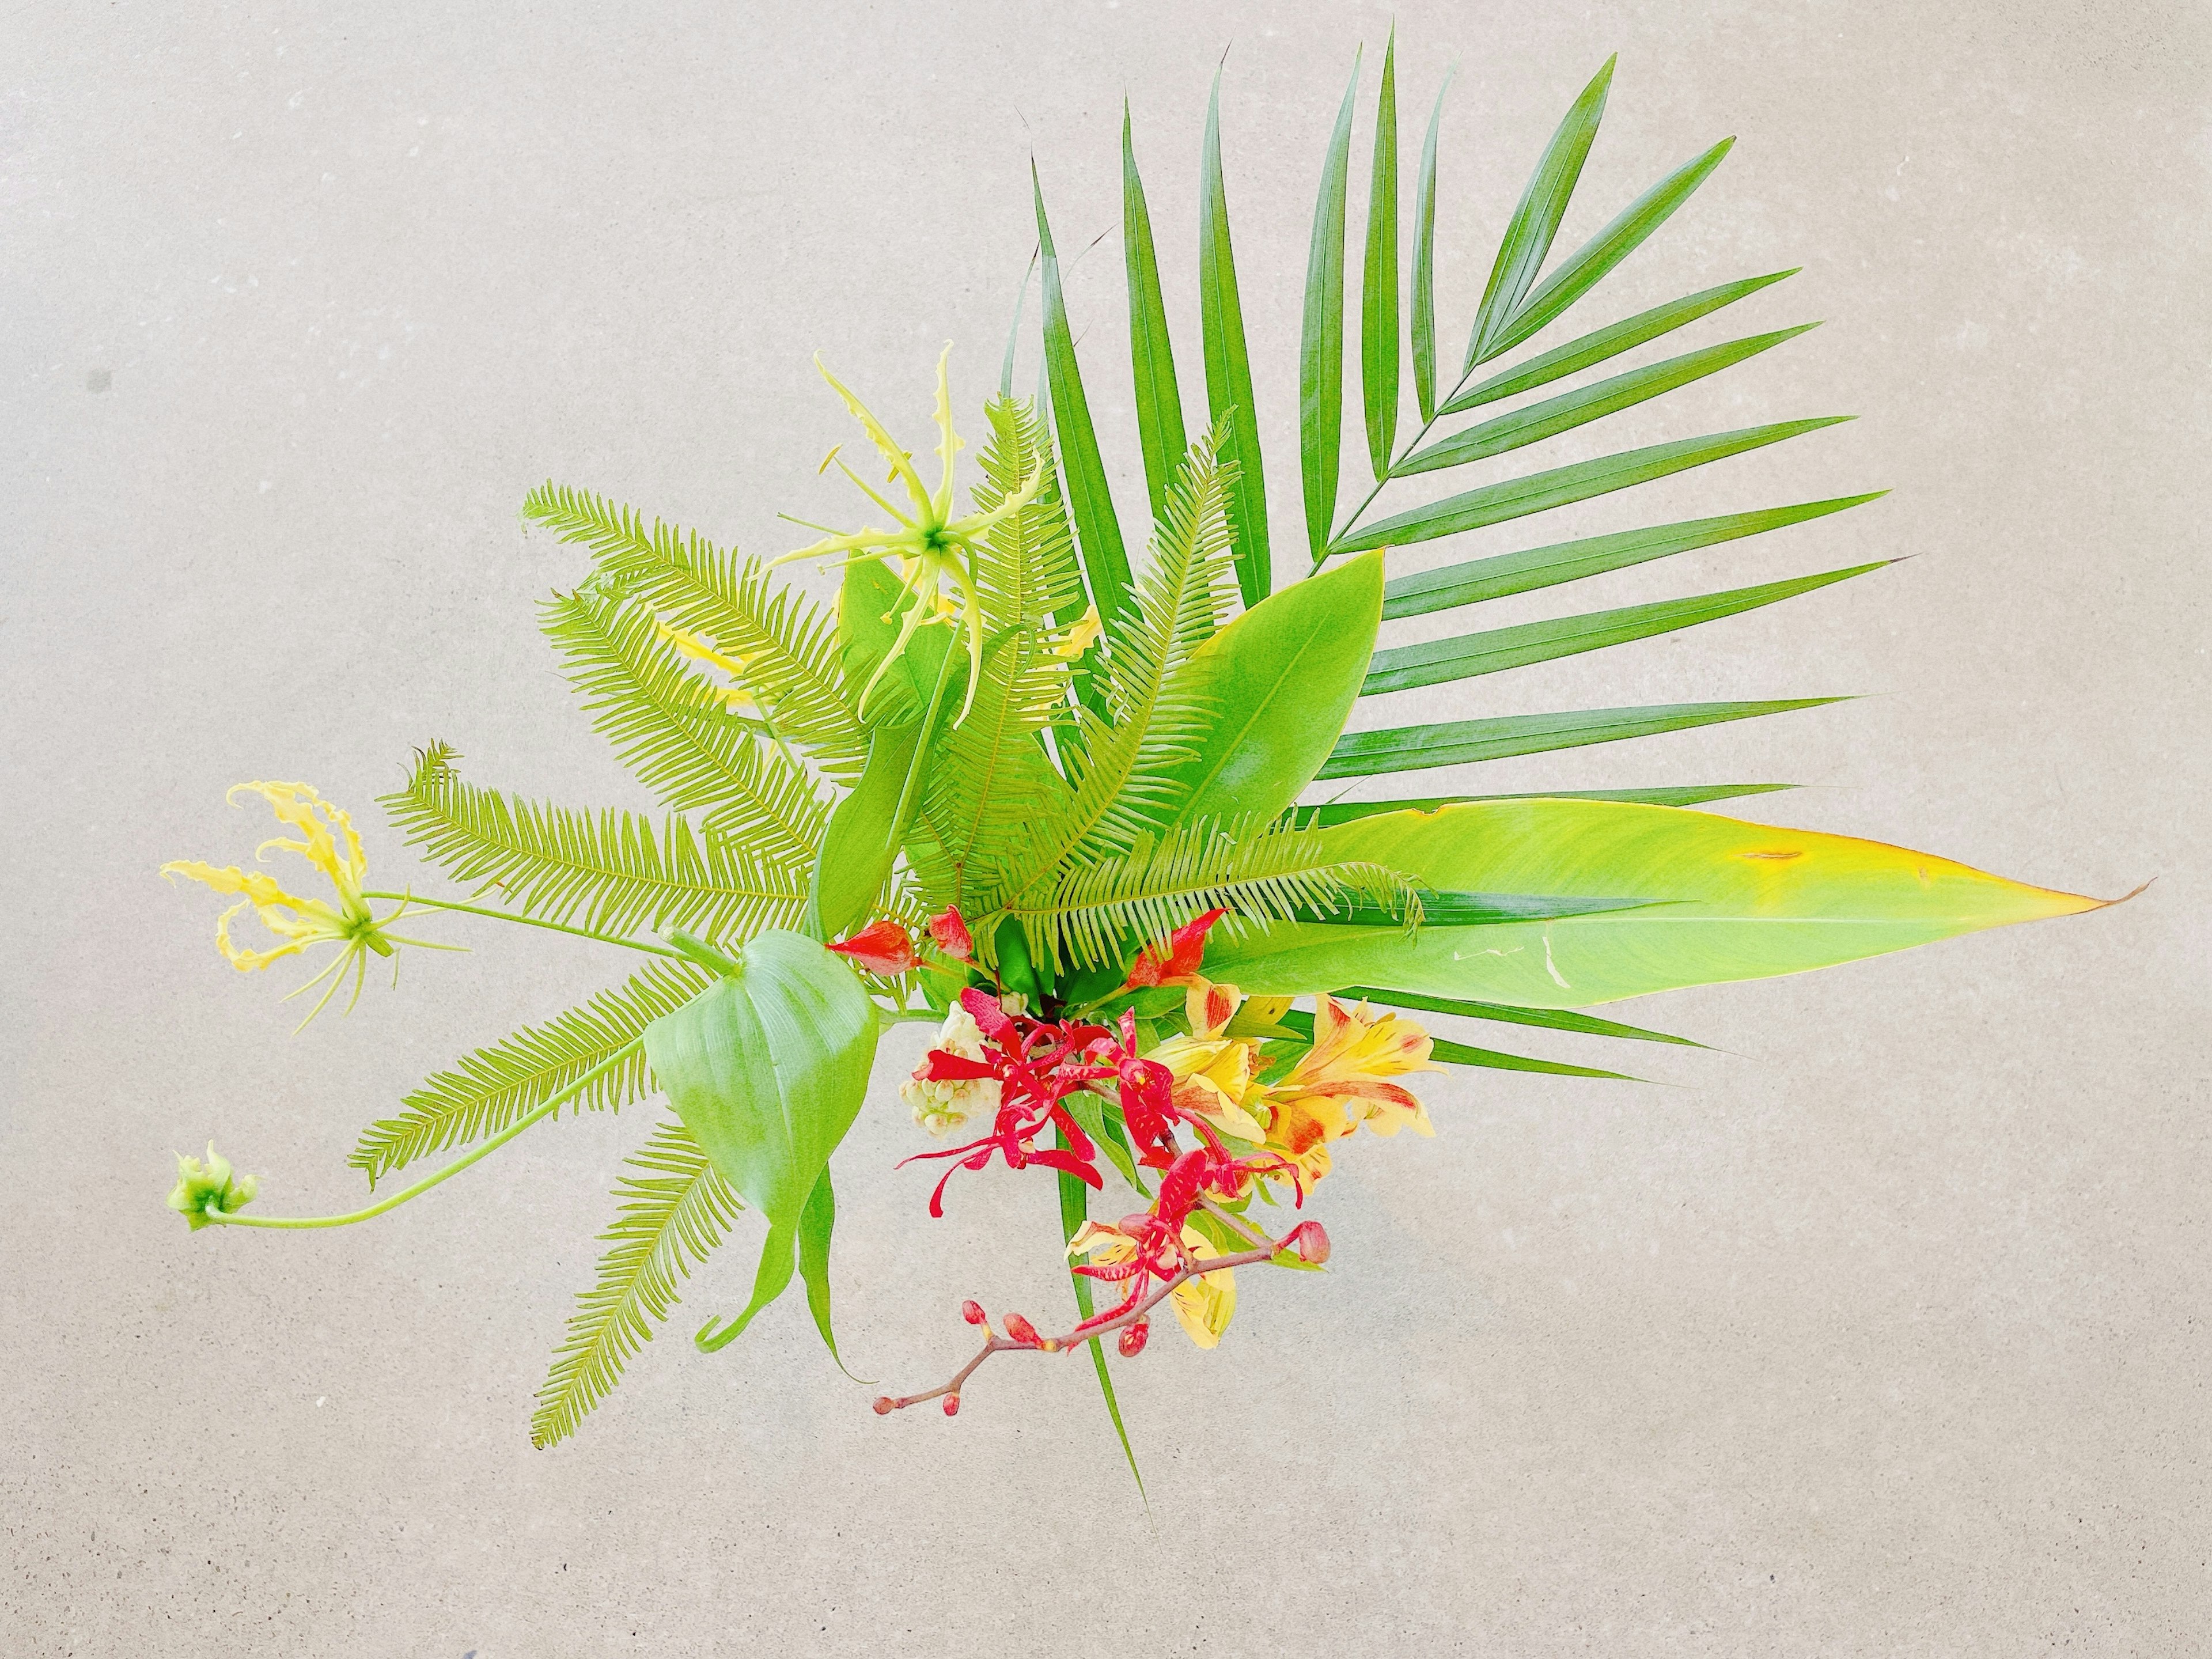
160,40,2110,1482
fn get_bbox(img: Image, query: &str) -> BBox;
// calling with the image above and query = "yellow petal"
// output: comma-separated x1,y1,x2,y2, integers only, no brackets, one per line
930,342,962,520
228,781,366,893
1051,604,1101,660
814,354,935,521
1169,1227,1237,1348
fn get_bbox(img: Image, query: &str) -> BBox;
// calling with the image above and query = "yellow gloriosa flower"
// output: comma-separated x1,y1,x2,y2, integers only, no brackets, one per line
773,346,1047,725
161,782,450,1027
1068,1222,1238,1349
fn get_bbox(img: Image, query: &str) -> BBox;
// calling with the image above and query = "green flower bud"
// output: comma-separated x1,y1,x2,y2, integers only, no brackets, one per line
167,1142,259,1230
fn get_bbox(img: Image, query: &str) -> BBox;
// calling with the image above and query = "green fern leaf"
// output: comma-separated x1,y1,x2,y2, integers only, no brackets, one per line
348,957,713,1185
539,590,827,866
531,1115,743,1449
381,744,807,942
522,483,868,781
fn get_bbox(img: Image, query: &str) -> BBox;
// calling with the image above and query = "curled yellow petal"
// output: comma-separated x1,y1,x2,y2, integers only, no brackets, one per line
813,354,933,520
1168,1227,1237,1349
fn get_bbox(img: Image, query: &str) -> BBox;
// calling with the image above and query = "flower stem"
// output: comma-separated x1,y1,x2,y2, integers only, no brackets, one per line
209,1040,644,1230
361,892,683,959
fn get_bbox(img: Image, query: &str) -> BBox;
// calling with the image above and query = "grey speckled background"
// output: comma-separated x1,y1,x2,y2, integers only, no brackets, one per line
5,1,2208,1653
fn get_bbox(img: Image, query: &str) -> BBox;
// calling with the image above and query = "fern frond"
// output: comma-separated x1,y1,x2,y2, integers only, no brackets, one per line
381,744,807,942
540,591,827,866
1002,815,1419,974
982,425,1240,913
522,483,868,780
347,957,713,1186
531,1115,743,1449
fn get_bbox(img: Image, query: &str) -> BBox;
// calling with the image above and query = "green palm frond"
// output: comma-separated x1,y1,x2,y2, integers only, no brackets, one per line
539,590,828,866
381,743,806,942
531,1115,743,1449
348,957,713,1187
522,483,868,781
914,397,1084,907
1001,815,1419,975
984,426,1238,925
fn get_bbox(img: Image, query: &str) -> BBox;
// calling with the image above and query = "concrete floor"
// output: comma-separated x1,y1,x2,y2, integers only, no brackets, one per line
5,1,2207,1652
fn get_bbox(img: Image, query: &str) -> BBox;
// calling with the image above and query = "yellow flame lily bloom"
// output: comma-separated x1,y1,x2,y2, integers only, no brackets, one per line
161,782,450,1027
773,346,1047,724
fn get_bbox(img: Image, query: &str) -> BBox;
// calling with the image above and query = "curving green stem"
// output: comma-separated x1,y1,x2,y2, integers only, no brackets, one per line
361,892,683,959
209,1040,644,1230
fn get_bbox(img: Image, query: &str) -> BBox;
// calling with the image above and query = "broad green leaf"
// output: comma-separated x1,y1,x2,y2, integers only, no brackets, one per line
1410,70,1451,423
1332,418,1850,555
1400,325,1817,478
1164,550,1384,827
1486,137,1734,361
1338,984,1702,1046
797,1168,848,1371
1306,889,1665,927
1442,270,1797,416
1465,56,1614,370
1301,52,1361,562
1123,105,1188,527
1363,561,1887,696
1206,800,2109,1007
805,724,916,942
1200,70,1272,608
642,932,879,1350
1058,1130,1143,1497
1319,698,1842,779
1360,30,1400,480
1278,1007,1635,1080
1381,494,1884,619
1304,784,1794,827
1035,167,1133,634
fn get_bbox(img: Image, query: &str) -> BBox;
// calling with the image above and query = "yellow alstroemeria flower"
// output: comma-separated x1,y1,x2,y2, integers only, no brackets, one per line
1261,1091,1354,1191
1145,975,1268,1142
161,782,451,1027
1275,993,1446,1139
773,345,1048,725
1068,1221,1238,1349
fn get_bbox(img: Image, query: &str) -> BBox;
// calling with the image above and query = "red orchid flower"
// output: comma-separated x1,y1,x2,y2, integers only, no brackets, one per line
926,906,974,961
827,919,921,975
1123,906,1228,988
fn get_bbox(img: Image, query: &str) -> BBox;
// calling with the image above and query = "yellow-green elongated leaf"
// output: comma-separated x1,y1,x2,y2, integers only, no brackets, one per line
1338,985,1702,1047
1035,167,1133,633
1442,270,1798,417
1465,56,1615,371
1360,30,1400,481
1123,105,1188,528
1381,494,1884,619
1301,52,1361,561
531,1115,743,1449
1363,561,1888,695
646,932,878,1351
1304,784,1794,827
1319,698,1842,779
1332,418,1850,555
999,251,1036,401
1487,137,1735,361
1200,70,1272,607
1399,324,1819,478
1164,550,1384,828
1205,800,2112,1007
1410,70,1452,424
1277,1007,1635,1080
349,957,713,1186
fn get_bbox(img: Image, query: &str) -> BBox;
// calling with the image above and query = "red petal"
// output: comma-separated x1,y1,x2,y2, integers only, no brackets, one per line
827,920,920,975
1125,906,1228,986
926,906,975,961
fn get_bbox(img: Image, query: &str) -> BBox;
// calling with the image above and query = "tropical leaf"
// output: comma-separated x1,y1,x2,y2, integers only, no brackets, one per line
349,956,713,1186
1275,1006,1635,1081
382,743,807,942
1199,70,1272,608
1359,29,1400,480
531,1115,744,1449
1122,107,1188,527
1304,784,1794,826
1206,800,2112,1007
1320,699,1842,779
1410,69,1452,424
1300,51,1360,560
522,484,866,779
539,590,827,867
1338,984,1700,1046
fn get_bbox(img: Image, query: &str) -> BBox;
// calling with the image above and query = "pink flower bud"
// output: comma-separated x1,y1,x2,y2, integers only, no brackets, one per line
1118,1318,1150,1358
942,1394,960,1417
960,1299,986,1326
1002,1313,1040,1347
1289,1220,1332,1264
872,1396,895,1415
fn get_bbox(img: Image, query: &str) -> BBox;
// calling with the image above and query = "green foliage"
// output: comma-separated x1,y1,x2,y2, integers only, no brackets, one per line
531,1115,743,1449
382,744,807,941
539,590,827,867
350,957,714,1185
1299,51,1361,559
522,484,866,781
